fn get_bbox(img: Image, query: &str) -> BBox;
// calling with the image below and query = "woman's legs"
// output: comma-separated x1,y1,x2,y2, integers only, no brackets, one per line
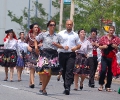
80,74,86,87
10,67,14,81
4,67,8,80
17,67,23,81
29,67,35,86
74,74,79,90
40,70,51,94
39,74,42,85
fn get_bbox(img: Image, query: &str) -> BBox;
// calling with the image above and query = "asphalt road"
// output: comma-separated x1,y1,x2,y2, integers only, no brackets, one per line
0,67,119,100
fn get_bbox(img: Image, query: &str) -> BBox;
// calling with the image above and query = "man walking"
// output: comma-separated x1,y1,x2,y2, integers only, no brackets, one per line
87,28,99,88
58,20,81,95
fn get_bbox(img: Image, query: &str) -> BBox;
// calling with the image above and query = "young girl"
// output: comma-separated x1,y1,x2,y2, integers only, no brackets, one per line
16,32,32,81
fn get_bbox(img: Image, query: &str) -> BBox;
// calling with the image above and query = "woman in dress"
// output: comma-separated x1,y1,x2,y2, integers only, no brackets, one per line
35,20,63,95
3,29,17,81
25,23,41,88
73,29,93,90
17,32,32,81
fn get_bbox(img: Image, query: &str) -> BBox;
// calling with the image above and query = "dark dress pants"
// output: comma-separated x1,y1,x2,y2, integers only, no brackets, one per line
88,56,98,85
99,56,113,88
59,52,76,90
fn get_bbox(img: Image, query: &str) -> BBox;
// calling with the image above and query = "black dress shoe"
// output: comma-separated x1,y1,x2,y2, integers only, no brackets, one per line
65,89,70,95
88,84,95,88
91,84,95,88
39,82,42,85
4,79,7,81
80,84,83,90
29,84,35,88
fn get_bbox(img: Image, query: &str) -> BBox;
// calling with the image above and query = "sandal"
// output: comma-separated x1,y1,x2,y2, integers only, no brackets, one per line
105,88,112,92
98,86,103,91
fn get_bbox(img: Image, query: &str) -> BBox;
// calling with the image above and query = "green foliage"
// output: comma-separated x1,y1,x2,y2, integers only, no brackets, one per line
74,0,120,35
52,0,71,30
8,0,120,35
8,1,48,33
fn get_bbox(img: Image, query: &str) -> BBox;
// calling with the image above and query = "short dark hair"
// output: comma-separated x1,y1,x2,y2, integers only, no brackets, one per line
78,29,85,35
91,28,97,35
109,26,115,30
47,20,56,27
19,32,24,36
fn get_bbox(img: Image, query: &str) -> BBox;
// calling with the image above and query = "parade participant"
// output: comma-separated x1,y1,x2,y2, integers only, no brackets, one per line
73,29,92,90
3,29,17,82
87,28,99,88
16,32,32,81
111,42,120,77
58,20,81,95
25,23,41,88
98,26,119,92
35,20,63,95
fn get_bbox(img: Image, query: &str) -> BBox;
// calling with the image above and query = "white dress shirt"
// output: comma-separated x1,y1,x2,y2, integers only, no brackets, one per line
4,38,17,50
58,30,81,52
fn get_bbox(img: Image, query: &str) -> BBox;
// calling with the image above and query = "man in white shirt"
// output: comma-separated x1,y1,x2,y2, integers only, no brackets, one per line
58,20,81,95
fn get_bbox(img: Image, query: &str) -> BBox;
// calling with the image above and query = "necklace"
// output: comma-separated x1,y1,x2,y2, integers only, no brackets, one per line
29,33,36,41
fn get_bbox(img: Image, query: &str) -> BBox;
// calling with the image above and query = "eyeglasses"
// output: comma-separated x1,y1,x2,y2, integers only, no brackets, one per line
49,24,56,26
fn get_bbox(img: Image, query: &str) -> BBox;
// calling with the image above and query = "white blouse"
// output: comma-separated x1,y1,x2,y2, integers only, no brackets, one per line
4,38,17,50
77,38,93,55
17,39,28,55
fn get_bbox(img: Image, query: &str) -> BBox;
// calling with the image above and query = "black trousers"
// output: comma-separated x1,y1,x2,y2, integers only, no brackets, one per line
59,52,76,90
88,56,98,85
99,56,113,88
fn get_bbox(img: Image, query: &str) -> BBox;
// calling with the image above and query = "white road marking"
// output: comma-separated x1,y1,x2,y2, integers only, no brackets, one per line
0,84,18,90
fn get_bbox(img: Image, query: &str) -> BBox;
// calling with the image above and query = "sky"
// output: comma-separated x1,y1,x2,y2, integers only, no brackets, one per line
0,0,58,44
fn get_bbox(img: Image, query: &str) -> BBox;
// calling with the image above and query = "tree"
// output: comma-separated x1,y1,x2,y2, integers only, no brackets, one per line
8,1,48,33
74,0,120,35
52,0,71,30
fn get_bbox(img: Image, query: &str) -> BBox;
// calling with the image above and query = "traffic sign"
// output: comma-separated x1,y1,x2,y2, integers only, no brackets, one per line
64,0,71,5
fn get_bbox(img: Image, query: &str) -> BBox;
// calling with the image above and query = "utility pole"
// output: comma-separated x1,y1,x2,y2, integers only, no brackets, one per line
59,0,63,31
48,0,52,21
35,0,38,18
70,0,74,30
27,0,30,29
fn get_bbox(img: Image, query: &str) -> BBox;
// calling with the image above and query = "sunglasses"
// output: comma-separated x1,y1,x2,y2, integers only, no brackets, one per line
49,24,56,26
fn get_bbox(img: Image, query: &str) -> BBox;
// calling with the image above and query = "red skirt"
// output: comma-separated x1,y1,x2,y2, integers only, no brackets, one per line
112,56,120,76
